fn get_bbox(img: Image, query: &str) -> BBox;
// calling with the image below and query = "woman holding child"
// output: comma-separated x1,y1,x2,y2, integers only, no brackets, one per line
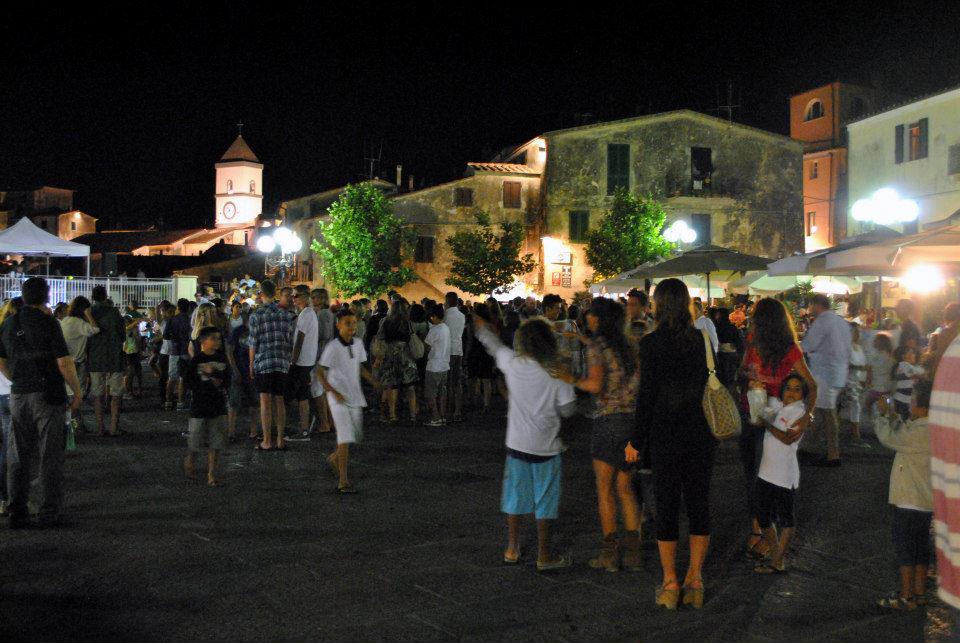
738,299,817,560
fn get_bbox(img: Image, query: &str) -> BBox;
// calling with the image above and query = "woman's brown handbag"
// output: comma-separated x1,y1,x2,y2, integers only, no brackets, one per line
700,330,742,440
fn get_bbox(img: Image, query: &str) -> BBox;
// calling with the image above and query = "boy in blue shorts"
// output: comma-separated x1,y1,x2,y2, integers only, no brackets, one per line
475,316,576,571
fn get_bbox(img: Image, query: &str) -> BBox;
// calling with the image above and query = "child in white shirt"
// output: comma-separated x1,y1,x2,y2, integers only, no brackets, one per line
423,303,451,427
317,309,379,494
475,316,576,572
755,374,809,574
840,323,867,443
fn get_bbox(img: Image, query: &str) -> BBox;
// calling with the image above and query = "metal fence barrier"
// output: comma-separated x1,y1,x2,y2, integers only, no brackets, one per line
0,276,176,309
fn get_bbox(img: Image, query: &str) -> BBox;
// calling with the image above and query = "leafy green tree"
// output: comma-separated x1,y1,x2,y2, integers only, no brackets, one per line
311,183,417,297
585,189,673,281
446,211,537,296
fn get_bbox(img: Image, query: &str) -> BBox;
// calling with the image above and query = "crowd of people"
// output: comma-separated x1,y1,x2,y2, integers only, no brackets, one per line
1,273,959,613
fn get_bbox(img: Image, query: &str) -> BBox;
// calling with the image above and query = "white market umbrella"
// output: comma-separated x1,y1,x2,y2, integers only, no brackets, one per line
729,271,866,296
825,224,960,275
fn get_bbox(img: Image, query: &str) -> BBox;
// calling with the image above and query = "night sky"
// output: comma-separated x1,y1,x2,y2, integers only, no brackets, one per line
2,1,959,231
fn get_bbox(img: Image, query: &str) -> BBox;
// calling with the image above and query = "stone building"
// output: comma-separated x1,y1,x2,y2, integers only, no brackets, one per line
286,110,803,300
537,110,803,296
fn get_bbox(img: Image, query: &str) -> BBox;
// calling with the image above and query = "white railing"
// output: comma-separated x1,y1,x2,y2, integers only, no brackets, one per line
0,276,176,308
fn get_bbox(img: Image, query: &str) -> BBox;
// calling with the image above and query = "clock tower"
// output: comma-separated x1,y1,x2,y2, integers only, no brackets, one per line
215,130,263,228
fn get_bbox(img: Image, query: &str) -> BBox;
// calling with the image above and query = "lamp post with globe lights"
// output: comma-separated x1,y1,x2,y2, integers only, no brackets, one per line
663,219,698,250
256,227,302,285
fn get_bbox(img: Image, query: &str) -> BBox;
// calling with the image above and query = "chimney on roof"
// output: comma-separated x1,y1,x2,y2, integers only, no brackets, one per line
408,175,414,191
396,165,403,189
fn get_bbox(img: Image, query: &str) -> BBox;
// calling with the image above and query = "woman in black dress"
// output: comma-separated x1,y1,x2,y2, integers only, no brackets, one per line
626,278,713,610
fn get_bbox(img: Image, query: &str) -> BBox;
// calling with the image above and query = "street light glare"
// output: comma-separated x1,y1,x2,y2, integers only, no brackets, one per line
256,235,276,253
851,187,919,225
664,220,697,244
901,265,945,293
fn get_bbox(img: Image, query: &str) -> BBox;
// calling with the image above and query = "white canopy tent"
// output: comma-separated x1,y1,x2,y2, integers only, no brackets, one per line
0,218,91,277
728,271,869,296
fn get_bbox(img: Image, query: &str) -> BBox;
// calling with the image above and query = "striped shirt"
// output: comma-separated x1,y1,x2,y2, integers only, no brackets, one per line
247,302,295,375
931,334,960,609
894,361,924,404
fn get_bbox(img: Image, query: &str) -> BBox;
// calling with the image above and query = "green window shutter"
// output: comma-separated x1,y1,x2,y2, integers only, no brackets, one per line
895,124,904,164
919,118,929,159
568,210,590,243
606,144,630,195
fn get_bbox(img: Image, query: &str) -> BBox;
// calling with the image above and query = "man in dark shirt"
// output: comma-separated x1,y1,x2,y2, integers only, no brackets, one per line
87,285,126,435
365,299,388,351
0,278,82,528
897,298,922,351
164,298,194,410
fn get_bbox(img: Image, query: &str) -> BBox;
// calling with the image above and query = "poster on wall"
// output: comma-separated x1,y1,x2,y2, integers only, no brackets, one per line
561,266,572,288
551,272,561,286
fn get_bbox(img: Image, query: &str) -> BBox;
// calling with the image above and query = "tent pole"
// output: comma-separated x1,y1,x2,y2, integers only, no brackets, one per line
86,256,90,279
706,272,711,305
876,275,882,326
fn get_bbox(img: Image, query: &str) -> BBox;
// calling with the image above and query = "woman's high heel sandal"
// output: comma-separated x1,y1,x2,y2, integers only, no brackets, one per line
655,584,680,610
682,582,705,609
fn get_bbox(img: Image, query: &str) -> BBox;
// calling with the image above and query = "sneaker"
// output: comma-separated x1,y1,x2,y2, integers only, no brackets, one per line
285,431,311,442
424,419,444,427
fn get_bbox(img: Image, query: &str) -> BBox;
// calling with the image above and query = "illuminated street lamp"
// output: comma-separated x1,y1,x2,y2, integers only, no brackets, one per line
256,227,302,284
663,220,697,249
851,187,919,226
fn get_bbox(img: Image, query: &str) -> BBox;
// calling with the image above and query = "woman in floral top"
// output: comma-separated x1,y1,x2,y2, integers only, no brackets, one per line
572,297,642,572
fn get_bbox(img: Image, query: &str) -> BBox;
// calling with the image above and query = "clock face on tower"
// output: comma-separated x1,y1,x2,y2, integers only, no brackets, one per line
223,202,237,220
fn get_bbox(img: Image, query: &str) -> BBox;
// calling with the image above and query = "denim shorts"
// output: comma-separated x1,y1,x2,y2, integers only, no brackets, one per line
501,453,562,520
590,413,634,470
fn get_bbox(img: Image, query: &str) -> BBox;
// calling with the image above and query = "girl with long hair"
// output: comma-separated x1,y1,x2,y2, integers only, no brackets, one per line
738,298,817,561
61,296,100,432
573,297,643,573
374,299,419,423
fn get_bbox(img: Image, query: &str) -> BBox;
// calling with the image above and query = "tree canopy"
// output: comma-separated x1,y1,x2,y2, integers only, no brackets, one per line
445,210,537,296
585,189,673,281
311,182,417,297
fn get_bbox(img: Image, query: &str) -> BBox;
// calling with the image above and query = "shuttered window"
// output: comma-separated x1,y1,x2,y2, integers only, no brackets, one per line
949,144,960,175
414,236,435,263
607,144,630,195
502,181,521,208
454,187,474,206
895,124,904,164
569,211,590,243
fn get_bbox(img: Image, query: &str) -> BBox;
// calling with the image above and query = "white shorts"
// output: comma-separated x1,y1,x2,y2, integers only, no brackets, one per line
310,364,325,398
328,395,363,445
816,384,842,409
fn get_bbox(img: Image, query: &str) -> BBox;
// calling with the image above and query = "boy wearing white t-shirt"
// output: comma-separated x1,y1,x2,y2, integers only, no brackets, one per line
755,374,809,574
423,304,451,427
317,309,379,494
475,316,576,572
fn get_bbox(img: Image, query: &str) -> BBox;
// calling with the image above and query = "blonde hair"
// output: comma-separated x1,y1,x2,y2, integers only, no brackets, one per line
191,303,218,340
0,299,21,327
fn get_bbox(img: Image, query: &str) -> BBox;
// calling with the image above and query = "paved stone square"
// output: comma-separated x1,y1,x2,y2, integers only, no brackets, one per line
0,385,956,641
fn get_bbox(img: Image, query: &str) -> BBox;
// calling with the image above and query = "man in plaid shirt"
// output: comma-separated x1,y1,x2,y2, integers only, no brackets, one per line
248,279,295,451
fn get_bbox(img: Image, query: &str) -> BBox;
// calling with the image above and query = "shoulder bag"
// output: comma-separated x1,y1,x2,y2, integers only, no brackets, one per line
407,322,425,359
700,329,741,440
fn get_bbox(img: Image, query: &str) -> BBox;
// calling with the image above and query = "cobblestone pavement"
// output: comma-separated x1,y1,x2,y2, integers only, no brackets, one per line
0,384,955,641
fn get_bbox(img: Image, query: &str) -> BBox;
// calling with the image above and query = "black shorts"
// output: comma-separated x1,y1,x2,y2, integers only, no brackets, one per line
255,371,287,396
756,478,796,529
590,413,634,470
285,365,312,402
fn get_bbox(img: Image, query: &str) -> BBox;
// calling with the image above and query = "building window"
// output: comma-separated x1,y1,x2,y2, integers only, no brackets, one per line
850,96,868,118
908,119,928,161
249,180,256,193
804,99,824,121
503,181,522,208
949,144,960,175
226,179,233,193
454,187,474,206
806,211,817,236
606,144,630,195
569,210,590,243
414,236,435,263
690,213,711,246
70,221,77,231
810,162,819,180
691,147,713,190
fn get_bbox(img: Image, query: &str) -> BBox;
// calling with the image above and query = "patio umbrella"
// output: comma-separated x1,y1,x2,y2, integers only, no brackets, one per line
728,271,867,296
633,245,772,301
767,228,902,276
824,224,960,274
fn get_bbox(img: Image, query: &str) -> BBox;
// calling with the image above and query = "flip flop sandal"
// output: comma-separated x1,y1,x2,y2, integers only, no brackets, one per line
536,555,573,572
503,551,522,565
207,480,225,487
877,593,916,610
754,562,786,574
255,443,273,451
337,485,358,494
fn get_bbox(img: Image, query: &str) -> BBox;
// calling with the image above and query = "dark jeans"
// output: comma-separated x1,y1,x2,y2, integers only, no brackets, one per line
0,394,9,503
7,392,65,521
157,354,169,401
738,420,764,521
